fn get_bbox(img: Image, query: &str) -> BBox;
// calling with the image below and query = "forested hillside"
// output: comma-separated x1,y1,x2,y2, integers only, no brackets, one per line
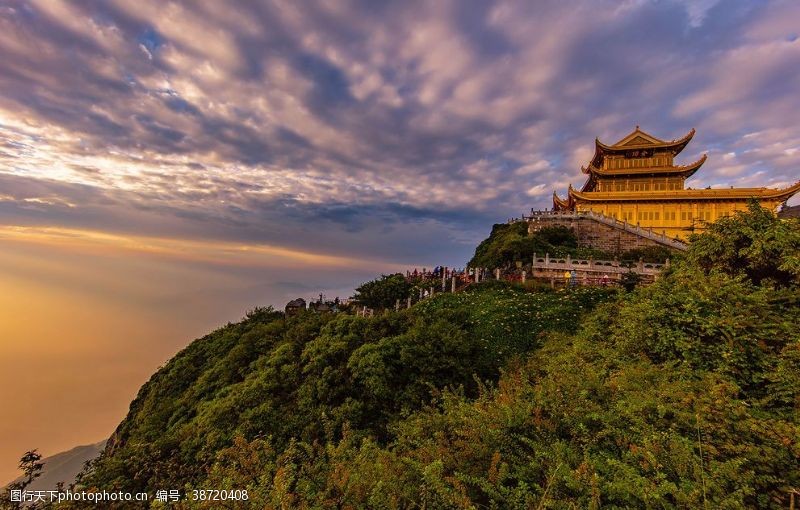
9,203,798,509
68,282,613,508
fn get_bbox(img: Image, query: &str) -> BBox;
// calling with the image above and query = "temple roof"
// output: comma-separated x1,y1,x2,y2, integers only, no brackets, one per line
568,180,800,203
552,190,572,210
580,154,708,177
589,127,696,167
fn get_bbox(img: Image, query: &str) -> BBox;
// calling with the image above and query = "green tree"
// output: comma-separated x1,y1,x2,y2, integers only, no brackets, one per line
352,273,412,310
1,450,43,510
618,270,641,292
686,199,800,286
535,225,578,248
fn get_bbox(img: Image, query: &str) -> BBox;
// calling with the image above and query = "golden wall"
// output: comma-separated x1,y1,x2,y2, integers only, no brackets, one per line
575,199,783,240
595,177,684,192
603,154,674,169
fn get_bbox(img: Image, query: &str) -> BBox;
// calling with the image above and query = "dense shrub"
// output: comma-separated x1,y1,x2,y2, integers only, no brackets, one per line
73,284,613,504
352,273,413,309
686,200,800,286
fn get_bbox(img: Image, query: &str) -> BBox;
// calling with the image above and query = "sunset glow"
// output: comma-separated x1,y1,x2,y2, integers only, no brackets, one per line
2,0,799,485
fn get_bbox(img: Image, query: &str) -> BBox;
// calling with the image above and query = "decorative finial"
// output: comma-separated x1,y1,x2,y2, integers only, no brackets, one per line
636,124,639,130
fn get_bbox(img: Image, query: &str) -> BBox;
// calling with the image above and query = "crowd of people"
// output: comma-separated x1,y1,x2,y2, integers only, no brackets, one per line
406,266,509,284
405,265,618,288
406,266,473,281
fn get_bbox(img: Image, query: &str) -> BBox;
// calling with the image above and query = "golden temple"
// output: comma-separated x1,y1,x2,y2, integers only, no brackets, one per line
553,127,800,240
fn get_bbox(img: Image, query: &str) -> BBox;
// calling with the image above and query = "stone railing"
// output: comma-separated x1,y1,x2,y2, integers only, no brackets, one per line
516,209,689,251
530,252,667,275
471,253,669,287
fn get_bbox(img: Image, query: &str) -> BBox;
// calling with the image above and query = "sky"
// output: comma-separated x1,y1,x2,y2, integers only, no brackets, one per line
1,0,799,483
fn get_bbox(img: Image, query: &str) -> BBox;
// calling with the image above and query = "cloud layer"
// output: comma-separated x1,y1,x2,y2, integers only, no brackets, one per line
1,0,799,264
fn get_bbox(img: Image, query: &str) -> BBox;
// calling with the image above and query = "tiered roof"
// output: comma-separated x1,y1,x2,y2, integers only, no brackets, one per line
586,127,695,168
568,181,800,203
579,154,708,192
553,126,800,210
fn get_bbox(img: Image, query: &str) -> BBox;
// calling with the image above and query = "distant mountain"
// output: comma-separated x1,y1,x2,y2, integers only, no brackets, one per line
7,441,105,492
779,204,800,218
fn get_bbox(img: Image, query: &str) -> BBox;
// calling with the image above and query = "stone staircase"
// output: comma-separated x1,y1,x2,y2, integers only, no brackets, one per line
515,210,689,251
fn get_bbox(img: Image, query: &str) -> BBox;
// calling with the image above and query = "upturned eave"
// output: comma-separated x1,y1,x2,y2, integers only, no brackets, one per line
567,181,800,203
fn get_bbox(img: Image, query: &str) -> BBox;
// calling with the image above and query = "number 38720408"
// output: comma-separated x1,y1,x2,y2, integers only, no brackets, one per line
190,489,249,501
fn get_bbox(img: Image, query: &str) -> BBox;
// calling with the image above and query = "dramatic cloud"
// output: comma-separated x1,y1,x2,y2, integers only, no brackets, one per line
1,0,798,267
